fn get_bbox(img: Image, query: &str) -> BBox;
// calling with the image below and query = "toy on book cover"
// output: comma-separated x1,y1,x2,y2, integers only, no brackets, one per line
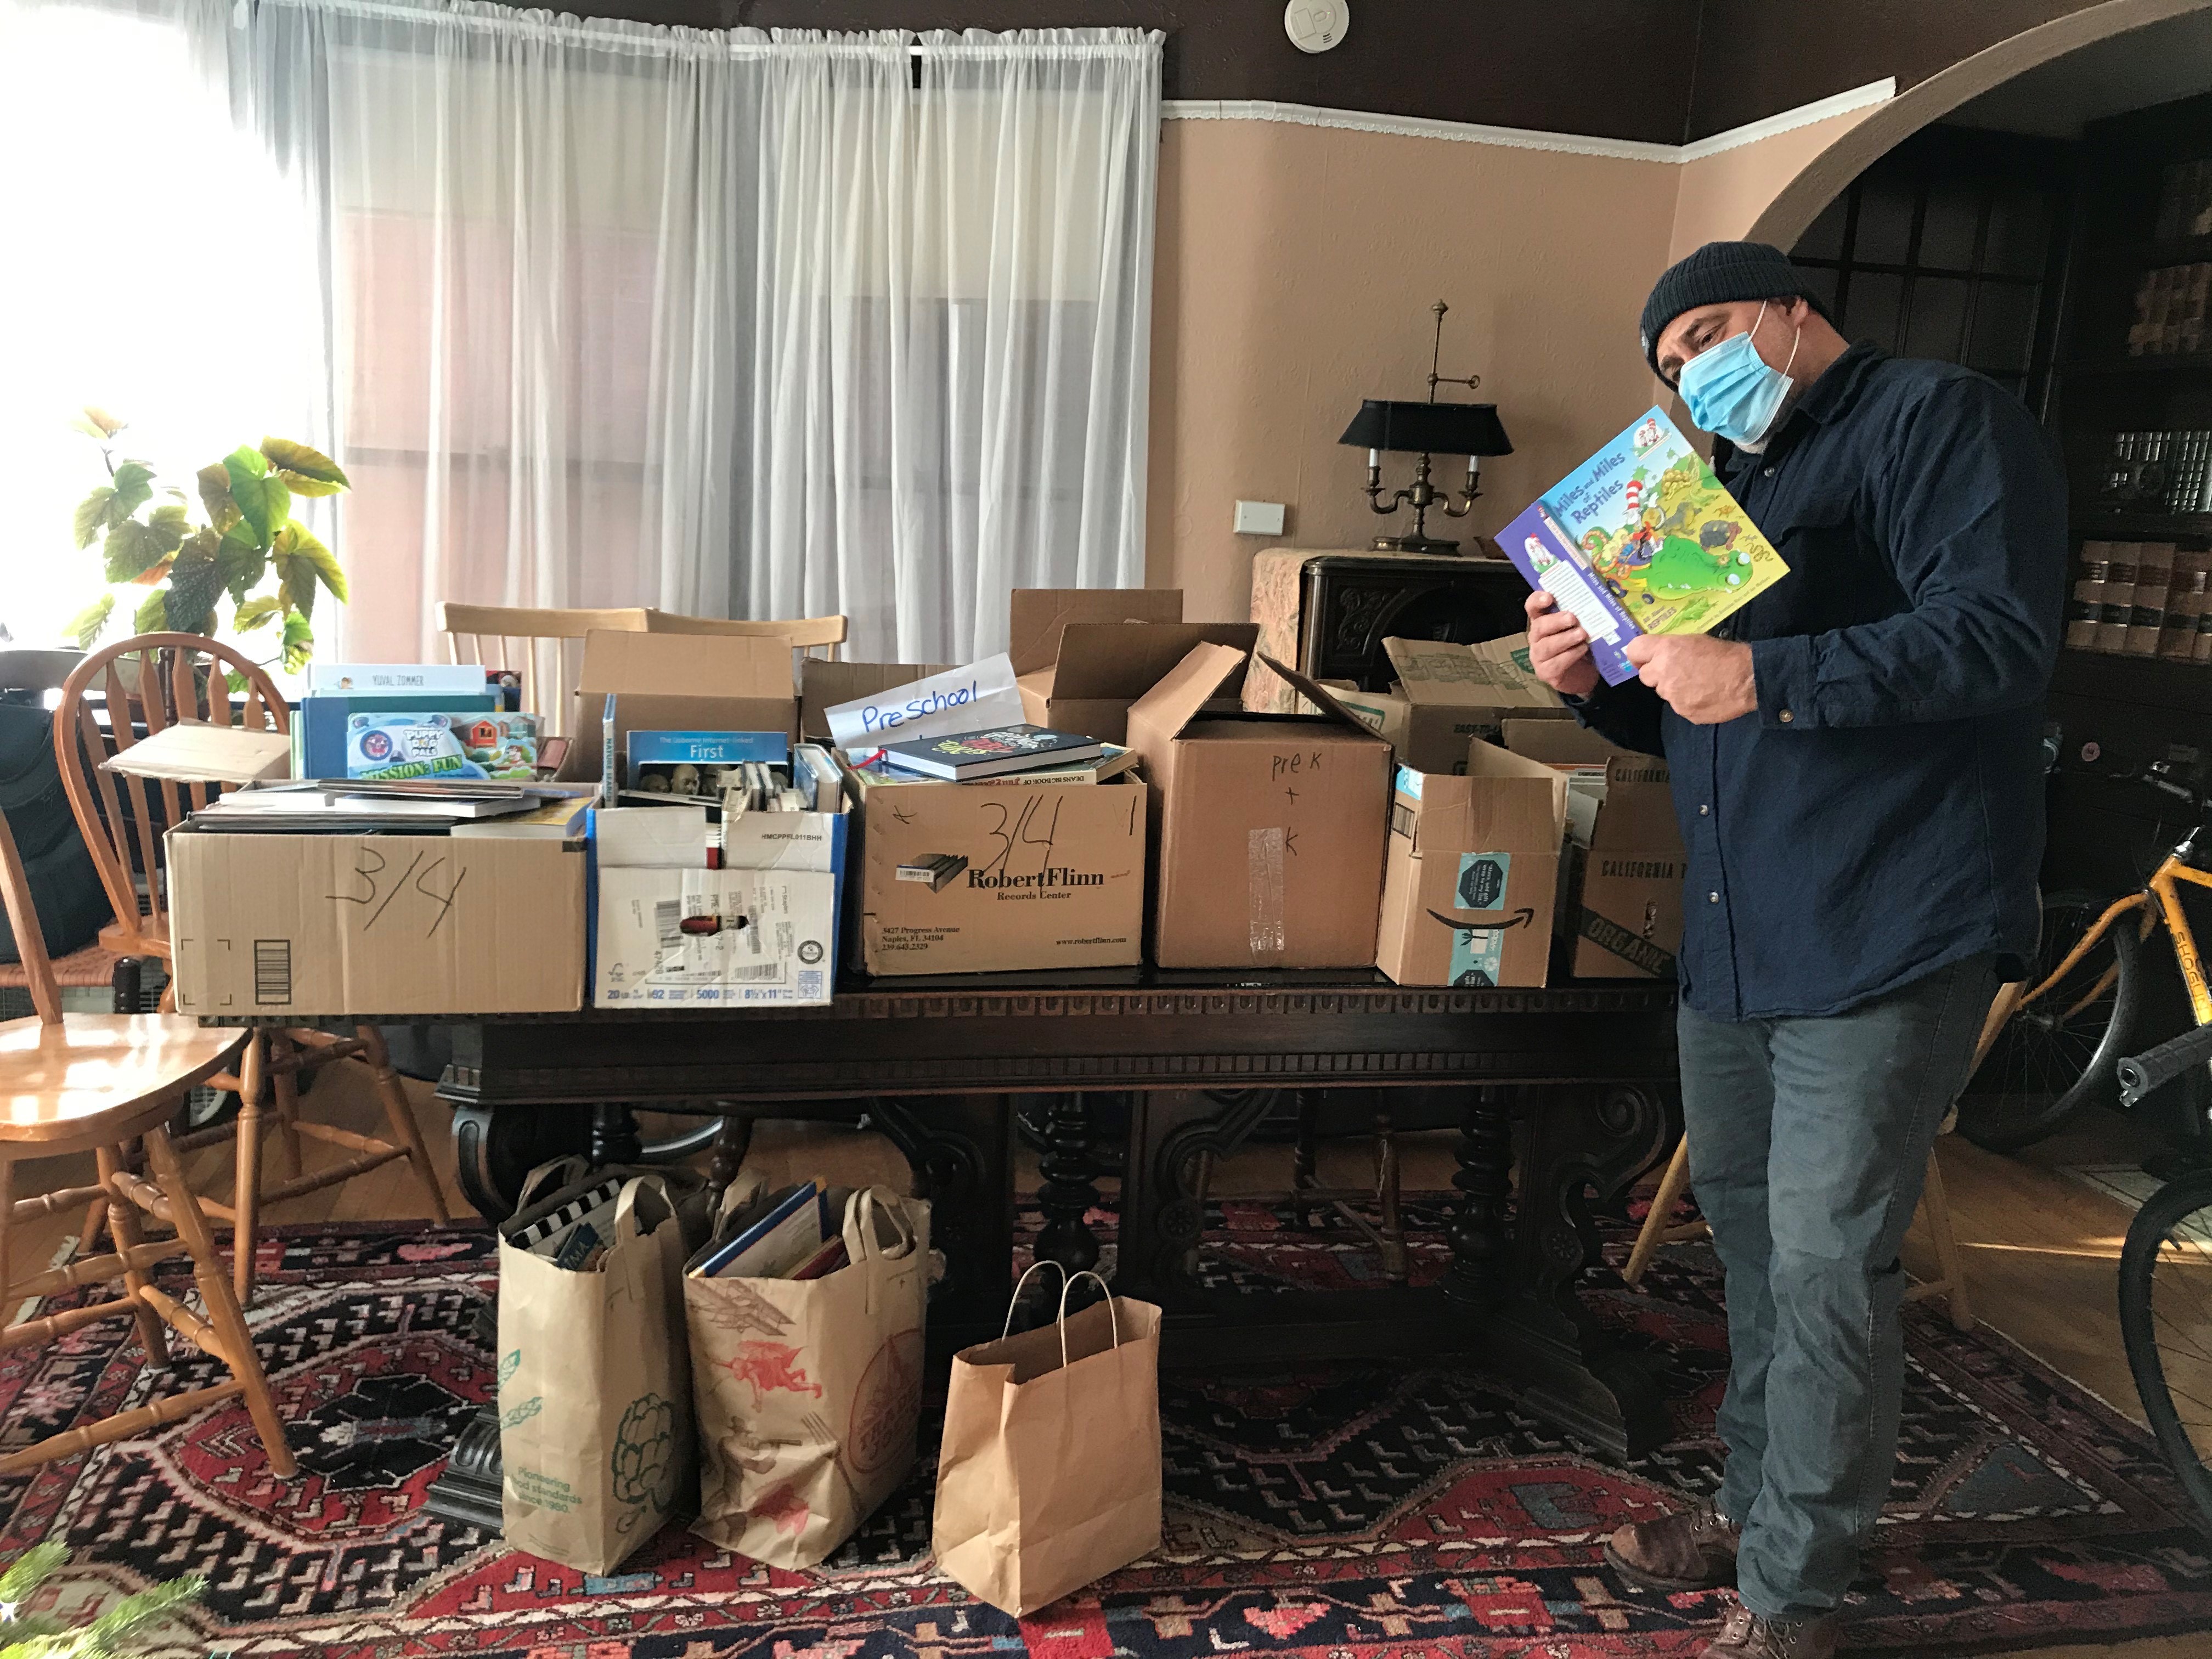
1499,406,1788,685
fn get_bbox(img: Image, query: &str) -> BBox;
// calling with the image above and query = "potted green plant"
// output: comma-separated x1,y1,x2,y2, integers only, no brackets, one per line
67,408,351,671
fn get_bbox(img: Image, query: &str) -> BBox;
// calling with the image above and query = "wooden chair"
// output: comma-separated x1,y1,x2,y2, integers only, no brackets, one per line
642,609,848,661
0,649,128,1013
1618,985,2026,1332
437,603,650,740
53,635,450,1303
0,800,295,1479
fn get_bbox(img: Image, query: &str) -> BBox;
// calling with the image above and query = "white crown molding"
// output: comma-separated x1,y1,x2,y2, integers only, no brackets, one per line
1163,78,1897,166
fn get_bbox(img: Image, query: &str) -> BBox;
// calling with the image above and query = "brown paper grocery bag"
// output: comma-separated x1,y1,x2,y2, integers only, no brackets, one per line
499,1171,694,1573
687,1186,930,1568
932,1265,1164,1615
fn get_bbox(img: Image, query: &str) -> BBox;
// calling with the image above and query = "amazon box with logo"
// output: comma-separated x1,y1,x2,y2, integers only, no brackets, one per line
1376,743,1567,988
843,764,1148,974
1009,588,1260,743
1126,645,1390,969
167,826,586,1015
1508,723,1684,979
556,630,798,788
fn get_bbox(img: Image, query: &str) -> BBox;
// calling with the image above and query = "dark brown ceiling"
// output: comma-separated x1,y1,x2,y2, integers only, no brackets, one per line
482,0,2165,145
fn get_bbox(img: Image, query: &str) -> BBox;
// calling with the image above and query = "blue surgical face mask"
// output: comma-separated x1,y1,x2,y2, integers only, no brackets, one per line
1677,300,1801,449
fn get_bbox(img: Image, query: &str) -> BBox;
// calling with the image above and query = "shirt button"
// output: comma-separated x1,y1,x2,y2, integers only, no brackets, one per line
1708,891,1720,903
1779,709,1794,724
1763,466,1776,477
1699,804,1710,815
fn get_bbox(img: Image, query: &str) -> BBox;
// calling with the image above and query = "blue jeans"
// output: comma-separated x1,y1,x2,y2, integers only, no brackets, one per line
1677,953,1997,1621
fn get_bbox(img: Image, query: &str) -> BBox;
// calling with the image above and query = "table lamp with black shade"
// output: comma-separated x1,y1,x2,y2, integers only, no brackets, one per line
1341,301,1512,555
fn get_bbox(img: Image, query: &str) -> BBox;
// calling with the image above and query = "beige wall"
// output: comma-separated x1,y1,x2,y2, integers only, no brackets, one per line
1146,119,1679,623
1668,108,1882,261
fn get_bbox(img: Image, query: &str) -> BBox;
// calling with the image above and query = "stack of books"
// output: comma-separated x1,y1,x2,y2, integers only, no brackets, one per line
293,661,539,781
2068,541,2212,663
188,778,588,832
2097,428,2212,515
691,1182,848,1282
2127,266,2212,357
850,723,1138,786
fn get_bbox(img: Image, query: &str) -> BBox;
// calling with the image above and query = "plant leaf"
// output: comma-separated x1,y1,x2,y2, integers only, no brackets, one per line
148,500,190,538
104,519,176,582
110,459,155,520
64,594,115,650
261,436,349,495
70,405,125,440
273,522,347,602
74,486,116,549
133,587,170,635
223,448,276,549
215,533,266,604
263,473,291,537
234,595,281,631
166,549,225,634
197,462,239,532
281,607,315,672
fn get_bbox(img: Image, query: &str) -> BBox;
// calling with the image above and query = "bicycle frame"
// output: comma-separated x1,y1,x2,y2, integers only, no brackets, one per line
2017,850,2212,1031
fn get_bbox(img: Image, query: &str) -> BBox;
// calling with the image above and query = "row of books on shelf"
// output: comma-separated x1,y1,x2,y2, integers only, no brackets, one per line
2126,262,2212,356
2096,428,2212,517
2153,156,2212,244
2067,540,2212,662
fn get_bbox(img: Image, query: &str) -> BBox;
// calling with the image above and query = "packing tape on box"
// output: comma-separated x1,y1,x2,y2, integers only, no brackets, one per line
1247,826,1286,961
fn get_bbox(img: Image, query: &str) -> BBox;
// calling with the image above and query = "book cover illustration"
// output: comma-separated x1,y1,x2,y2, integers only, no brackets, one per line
346,710,540,781
1499,406,1788,686
903,725,1091,761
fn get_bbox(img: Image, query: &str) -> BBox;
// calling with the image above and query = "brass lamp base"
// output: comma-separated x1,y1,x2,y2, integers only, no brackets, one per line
1369,534,1465,555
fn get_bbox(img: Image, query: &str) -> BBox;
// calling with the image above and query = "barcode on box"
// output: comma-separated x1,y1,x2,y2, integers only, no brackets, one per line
655,900,680,951
253,939,293,1005
729,962,783,982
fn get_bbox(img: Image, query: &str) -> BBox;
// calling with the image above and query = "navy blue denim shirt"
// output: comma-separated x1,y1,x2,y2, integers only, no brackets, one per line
1575,342,2065,1019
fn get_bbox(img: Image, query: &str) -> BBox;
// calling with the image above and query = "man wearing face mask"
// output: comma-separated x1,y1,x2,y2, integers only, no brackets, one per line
1525,241,2064,1658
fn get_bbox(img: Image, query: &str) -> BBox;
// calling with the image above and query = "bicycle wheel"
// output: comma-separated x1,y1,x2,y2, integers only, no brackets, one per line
2119,1170,2212,1532
1956,889,2141,1153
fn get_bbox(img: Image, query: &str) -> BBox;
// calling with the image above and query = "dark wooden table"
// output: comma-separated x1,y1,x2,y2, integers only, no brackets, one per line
233,970,1680,1528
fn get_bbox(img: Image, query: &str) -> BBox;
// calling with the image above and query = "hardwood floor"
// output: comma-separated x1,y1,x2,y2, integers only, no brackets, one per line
5,1074,2205,1656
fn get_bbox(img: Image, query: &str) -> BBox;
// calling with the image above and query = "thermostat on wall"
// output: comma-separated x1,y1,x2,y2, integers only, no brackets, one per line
1285,0,1348,54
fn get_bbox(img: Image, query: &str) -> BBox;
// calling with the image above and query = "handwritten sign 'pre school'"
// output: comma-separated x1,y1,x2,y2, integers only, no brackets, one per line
824,654,1026,753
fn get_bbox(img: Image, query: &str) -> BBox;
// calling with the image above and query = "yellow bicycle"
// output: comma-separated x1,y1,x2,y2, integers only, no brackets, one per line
1967,759,2212,1528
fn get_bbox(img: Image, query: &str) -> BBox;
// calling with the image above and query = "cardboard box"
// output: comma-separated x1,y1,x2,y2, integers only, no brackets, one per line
845,766,1148,974
799,659,953,742
1017,620,1264,743
167,827,585,1014
1126,645,1390,969
1008,588,1255,744
1375,746,1566,988
1505,726,1683,980
590,753,848,1007
1331,635,1568,774
556,630,797,785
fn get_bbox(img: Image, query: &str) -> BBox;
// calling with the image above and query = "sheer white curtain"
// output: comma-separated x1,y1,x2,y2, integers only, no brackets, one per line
242,2,1160,662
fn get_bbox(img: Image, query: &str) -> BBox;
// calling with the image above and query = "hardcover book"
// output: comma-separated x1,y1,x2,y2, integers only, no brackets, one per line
1498,405,1788,686
878,723,1104,781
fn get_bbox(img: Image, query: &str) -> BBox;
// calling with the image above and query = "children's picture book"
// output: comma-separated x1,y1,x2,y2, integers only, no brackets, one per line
1498,406,1788,686
345,709,540,781
879,723,1104,781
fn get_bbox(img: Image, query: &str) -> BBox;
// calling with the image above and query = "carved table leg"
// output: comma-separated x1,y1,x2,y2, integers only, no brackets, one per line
1446,1084,1515,1311
590,1104,643,1167
1034,1093,1101,1275
1476,1081,1672,1462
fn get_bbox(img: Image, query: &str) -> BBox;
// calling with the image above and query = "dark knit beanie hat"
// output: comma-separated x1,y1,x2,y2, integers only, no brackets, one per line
1640,241,1837,376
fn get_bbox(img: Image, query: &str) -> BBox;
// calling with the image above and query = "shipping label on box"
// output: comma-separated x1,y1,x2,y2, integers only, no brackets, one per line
594,865,836,1006
168,830,585,1014
852,772,1147,973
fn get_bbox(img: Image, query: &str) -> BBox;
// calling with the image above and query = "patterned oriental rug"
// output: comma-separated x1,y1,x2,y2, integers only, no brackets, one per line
1,1203,2208,1659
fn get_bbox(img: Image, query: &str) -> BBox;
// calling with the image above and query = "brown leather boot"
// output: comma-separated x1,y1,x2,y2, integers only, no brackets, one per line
1603,1500,1740,1591
1699,1602,1841,1657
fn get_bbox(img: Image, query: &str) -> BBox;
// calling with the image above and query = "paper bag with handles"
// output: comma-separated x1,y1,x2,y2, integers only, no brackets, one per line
686,1184,931,1567
498,1165,696,1573
932,1263,1164,1615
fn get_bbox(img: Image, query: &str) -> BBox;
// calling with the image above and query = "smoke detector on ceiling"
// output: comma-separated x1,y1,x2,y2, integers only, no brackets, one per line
1285,1,1349,54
